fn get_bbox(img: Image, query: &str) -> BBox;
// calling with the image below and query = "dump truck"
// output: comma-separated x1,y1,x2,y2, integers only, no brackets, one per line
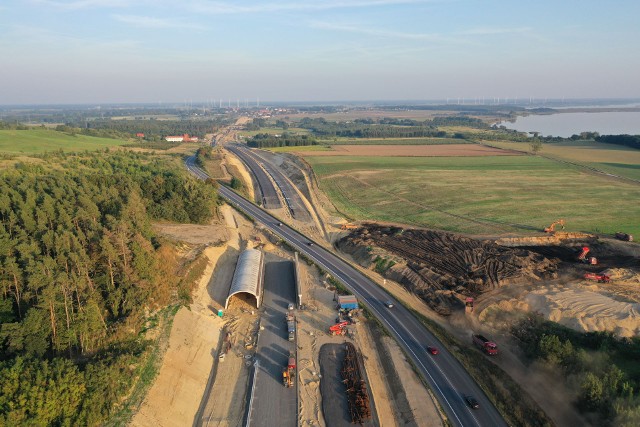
577,247,598,265
283,354,296,387
341,223,359,230
473,334,498,355
615,232,633,242
584,272,611,283
286,310,296,341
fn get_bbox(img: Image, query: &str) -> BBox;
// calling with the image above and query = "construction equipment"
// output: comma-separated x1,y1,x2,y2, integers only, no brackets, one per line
465,297,474,313
615,232,633,242
584,272,611,283
342,342,371,423
543,219,565,233
341,223,359,230
286,310,296,341
577,246,598,265
329,321,349,336
472,334,498,355
282,354,296,387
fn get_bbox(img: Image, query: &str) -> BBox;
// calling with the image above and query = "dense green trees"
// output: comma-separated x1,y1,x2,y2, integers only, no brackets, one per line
247,133,317,148
512,315,640,425
596,134,640,150
0,150,217,424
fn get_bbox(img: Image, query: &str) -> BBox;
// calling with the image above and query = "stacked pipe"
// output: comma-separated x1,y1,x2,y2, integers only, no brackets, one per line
341,342,371,424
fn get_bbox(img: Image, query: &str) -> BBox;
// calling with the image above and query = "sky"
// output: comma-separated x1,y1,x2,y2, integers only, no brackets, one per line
1,0,639,104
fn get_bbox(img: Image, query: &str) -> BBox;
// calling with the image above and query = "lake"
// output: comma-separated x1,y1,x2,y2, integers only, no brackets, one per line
501,111,640,137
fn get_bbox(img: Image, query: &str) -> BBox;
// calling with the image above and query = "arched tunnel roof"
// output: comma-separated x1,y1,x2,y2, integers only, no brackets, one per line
225,249,264,309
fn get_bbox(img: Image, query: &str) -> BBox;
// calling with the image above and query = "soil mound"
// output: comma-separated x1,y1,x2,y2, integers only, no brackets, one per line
337,224,558,315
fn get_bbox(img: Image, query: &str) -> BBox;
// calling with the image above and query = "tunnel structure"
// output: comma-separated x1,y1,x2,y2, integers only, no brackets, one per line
225,249,264,309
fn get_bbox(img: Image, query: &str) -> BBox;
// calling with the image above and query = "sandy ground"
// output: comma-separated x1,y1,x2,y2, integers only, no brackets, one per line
224,149,256,202
297,144,521,157
131,247,227,427
478,267,640,337
131,205,259,427
153,223,228,245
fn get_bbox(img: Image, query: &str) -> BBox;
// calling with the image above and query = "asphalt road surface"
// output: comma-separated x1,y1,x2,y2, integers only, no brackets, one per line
185,157,508,427
247,259,297,427
226,145,281,209
228,144,313,222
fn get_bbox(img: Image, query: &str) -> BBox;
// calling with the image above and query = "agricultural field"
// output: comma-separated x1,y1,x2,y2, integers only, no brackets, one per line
317,137,469,145
299,144,519,157
0,128,130,154
305,153,640,236
238,126,311,138
484,139,640,181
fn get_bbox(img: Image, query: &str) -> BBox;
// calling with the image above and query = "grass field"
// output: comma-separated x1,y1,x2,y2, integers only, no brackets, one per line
238,127,311,138
483,140,640,181
318,137,469,145
266,145,332,152
306,154,640,236
0,128,130,154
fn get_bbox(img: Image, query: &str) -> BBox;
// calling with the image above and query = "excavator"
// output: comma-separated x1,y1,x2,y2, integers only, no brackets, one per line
340,223,359,230
543,219,565,233
329,321,349,336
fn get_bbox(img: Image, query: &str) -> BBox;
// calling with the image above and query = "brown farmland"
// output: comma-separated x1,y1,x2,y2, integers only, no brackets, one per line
300,143,522,157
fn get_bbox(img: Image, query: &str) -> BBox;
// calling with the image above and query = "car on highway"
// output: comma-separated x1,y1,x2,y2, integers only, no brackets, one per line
465,395,480,409
427,346,439,355
277,222,283,227
384,301,394,308
307,242,314,246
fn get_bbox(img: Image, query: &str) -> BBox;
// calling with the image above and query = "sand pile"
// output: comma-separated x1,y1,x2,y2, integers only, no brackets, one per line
525,287,640,337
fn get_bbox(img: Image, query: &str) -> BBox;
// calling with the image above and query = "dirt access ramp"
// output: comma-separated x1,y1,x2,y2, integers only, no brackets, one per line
337,224,558,315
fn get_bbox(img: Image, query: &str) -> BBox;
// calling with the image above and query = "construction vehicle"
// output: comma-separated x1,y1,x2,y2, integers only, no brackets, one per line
577,246,598,265
341,223,359,230
543,219,565,233
283,354,296,387
465,297,474,313
329,321,349,336
472,334,498,355
286,310,296,341
584,272,611,283
615,232,633,242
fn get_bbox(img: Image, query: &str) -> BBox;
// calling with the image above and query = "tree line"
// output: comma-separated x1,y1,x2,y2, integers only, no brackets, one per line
0,150,217,425
247,133,317,148
596,134,640,150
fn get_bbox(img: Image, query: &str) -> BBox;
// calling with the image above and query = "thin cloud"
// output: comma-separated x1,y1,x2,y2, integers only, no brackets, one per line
190,0,434,14
457,27,532,36
113,14,206,30
31,0,134,10
309,21,458,43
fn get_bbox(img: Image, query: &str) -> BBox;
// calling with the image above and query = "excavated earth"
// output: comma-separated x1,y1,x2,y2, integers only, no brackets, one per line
337,224,559,315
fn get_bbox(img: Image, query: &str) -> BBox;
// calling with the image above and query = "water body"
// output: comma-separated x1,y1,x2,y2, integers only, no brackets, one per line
502,111,640,137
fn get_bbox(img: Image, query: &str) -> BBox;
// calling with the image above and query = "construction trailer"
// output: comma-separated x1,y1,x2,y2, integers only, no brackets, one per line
283,354,296,387
338,295,359,311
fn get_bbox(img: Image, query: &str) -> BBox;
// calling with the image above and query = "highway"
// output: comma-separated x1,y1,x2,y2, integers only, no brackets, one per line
225,145,281,209
227,144,313,222
185,156,508,427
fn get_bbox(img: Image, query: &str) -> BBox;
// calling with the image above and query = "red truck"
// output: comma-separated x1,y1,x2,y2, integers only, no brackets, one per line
473,334,498,355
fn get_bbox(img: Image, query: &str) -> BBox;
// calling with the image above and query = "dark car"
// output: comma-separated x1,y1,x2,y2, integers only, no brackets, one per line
427,346,439,355
277,222,283,227
307,242,314,246
465,395,479,409
385,301,394,308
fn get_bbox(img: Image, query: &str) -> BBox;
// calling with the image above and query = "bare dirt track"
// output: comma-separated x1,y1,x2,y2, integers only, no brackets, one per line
298,144,522,157
338,224,558,315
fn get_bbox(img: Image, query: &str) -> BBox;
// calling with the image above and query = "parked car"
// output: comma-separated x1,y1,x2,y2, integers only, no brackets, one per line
427,346,439,355
465,395,479,409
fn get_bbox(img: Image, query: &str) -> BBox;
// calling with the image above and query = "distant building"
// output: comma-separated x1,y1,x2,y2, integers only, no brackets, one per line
165,135,184,142
135,133,145,138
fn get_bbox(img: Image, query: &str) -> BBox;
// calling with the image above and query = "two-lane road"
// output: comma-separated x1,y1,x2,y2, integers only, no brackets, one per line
185,156,508,427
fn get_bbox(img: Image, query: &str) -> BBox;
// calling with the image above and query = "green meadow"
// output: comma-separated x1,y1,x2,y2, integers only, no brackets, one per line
306,154,640,236
0,128,130,154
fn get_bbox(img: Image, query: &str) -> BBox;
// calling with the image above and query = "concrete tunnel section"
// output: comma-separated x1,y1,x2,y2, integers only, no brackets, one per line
225,249,264,309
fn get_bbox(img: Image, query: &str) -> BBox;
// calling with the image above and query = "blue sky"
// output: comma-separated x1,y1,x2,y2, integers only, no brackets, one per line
1,0,639,104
